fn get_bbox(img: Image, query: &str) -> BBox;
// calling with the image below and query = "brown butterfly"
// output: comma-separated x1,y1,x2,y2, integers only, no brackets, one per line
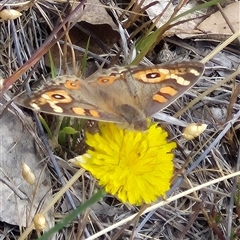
17,61,204,130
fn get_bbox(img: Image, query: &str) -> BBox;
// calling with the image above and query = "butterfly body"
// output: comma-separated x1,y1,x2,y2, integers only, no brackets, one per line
18,61,204,130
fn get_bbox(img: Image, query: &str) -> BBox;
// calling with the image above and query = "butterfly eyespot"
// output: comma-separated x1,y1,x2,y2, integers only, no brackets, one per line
146,73,160,79
52,94,66,100
133,69,168,83
42,90,72,103
97,76,117,85
100,78,109,83
64,80,81,90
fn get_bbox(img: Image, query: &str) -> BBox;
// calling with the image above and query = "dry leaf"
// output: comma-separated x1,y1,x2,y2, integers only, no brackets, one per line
198,2,240,36
72,0,118,31
139,0,205,37
45,0,119,68
0,102,53,229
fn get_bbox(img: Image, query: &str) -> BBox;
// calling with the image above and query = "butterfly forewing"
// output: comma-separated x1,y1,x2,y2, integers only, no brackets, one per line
126,61,205,116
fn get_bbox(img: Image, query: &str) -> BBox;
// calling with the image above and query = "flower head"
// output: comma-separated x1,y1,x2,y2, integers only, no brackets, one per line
72,122,176,205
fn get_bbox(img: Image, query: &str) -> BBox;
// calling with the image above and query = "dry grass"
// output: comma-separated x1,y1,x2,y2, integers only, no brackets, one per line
0,0,240,240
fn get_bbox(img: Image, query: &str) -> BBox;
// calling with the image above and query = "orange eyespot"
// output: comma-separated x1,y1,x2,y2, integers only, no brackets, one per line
133,69,168,83
42,90,72,103
64,80,81,90
146,72,160,78
51,94,65,100
97,76,117,85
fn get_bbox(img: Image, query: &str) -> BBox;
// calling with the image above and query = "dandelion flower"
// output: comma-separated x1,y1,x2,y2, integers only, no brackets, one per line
72,123,176,205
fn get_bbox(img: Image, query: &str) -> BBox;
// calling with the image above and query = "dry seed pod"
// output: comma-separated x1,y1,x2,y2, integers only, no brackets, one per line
0,78,4,90
22,162,35,185
33,213,46,231
183,123,207,140
69,154,90,167
0,9,22,20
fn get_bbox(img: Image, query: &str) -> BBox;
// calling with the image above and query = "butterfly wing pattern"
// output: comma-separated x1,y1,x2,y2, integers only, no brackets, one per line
17,61,204,130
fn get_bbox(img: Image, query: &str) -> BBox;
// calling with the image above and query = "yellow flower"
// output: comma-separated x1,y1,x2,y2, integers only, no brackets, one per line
71,123,176,205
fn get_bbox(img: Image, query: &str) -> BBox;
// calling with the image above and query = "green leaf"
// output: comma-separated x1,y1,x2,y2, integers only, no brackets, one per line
80,36,91,76
59,126,79,135
48,50,56,79
39,115,53,139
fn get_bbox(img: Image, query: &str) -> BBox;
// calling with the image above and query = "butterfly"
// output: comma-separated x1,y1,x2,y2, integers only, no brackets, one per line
17,61,204,131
